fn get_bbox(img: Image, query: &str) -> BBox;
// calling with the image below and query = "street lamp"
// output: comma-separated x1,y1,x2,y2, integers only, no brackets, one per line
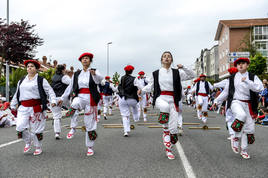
107,42,112,76
6,0,10,101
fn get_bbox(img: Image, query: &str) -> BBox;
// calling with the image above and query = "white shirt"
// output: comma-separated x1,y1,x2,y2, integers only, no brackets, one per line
215,71,264,105
214,79,228,89
191,80,213,94
62,75,71,85
10,74,57,109
136,77,149,89
142,66,195,93
61,68,103,101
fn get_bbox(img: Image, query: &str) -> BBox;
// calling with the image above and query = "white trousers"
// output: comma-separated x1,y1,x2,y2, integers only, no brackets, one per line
70,96,97,147
51,97,70,134
178,101,183,128
16,105,46,147
155,95,178,134
231,100,255,151
119,97,138,133
225,108,235,136
103,95,113,115
138,94,148,119
197,95,208,123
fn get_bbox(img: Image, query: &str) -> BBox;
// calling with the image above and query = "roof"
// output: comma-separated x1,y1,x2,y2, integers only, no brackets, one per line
214,18,268,40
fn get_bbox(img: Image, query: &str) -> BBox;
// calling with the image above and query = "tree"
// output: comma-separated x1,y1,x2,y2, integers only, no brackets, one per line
0,18,44,76
112,72,120,85
9,68,27,87
238,30,257,57
39,68,56,84
248,53,267,76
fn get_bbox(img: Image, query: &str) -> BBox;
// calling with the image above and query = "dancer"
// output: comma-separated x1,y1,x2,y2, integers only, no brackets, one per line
140,51,195,160
214,57,263,159
10,60,57,155
137,71,149,122
214,67,238,140
61,52,103,156
192,74,213,126
51,65,71,139
118,65,140,137
101,76,117,120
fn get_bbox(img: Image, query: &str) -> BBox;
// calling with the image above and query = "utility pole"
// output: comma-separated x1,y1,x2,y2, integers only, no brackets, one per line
6,0,10,101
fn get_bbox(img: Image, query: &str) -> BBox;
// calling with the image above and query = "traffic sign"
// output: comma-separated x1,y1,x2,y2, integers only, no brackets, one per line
228,52,250,58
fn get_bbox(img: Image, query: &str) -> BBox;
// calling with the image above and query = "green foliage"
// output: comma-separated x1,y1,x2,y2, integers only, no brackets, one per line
38,68,55,84
112,72,120,85
0,75,5,86
239,30,257,57
9,68,27,87
248,53,267,76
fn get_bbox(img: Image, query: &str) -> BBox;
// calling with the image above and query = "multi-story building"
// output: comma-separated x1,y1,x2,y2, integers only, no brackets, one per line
209,45,219,81
215,18,268,79
203,48,210,77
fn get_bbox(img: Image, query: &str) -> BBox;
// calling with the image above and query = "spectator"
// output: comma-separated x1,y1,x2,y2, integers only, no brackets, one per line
261,83,268,107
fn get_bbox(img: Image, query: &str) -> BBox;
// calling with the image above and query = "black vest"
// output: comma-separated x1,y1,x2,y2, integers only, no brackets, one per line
118,74,139,102
73,70,100,105
152,69,182,107
51,74,69,97
17,75,48,111
103,82,113,95
196,81,210,94
227,72,259,114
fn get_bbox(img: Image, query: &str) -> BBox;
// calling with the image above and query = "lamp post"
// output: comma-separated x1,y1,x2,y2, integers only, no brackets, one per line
6,0,10,101
107,42,112,76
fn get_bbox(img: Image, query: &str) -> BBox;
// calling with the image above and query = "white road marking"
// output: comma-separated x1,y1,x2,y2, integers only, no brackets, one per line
176,141,196,178
0,124,69,149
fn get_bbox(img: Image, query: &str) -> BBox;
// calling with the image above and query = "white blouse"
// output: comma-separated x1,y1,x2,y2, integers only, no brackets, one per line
10,74,56,109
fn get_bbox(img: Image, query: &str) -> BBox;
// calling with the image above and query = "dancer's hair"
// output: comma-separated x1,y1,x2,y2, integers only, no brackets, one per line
125,70,133,75
55,65,65,75
161,51,173,62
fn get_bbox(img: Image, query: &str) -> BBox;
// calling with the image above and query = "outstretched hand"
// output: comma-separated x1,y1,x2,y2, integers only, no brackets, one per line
177,64,183,69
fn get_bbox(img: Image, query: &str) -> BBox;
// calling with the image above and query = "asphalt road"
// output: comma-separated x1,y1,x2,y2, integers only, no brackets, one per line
0,105,267,178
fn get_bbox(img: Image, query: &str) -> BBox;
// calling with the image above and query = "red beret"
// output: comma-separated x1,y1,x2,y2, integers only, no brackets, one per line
187,86,191,89
199,74,206,78
78,52,94,61
234,57,250,66
138,71,145,75
24,60,41,69
105,76,110,80
124,65,134,71
228,67,238,75
193,78,199,83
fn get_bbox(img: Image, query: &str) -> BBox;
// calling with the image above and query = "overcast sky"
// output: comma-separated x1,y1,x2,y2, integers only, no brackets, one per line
1,0,268,77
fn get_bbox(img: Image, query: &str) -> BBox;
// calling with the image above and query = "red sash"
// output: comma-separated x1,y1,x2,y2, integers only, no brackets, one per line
79,88,97,106
160,91,179,112
198,93,208,97
21,99,42,113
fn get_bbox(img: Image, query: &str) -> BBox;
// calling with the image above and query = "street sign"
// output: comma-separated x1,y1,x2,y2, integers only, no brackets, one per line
228,52,250,57
228,52,250,63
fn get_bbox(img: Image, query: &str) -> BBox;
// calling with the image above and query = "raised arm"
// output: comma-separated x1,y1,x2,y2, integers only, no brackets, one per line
178,65,196,81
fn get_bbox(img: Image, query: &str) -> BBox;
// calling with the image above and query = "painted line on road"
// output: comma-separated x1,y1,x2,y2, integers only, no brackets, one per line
0,124,69,149
176,141,196,178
